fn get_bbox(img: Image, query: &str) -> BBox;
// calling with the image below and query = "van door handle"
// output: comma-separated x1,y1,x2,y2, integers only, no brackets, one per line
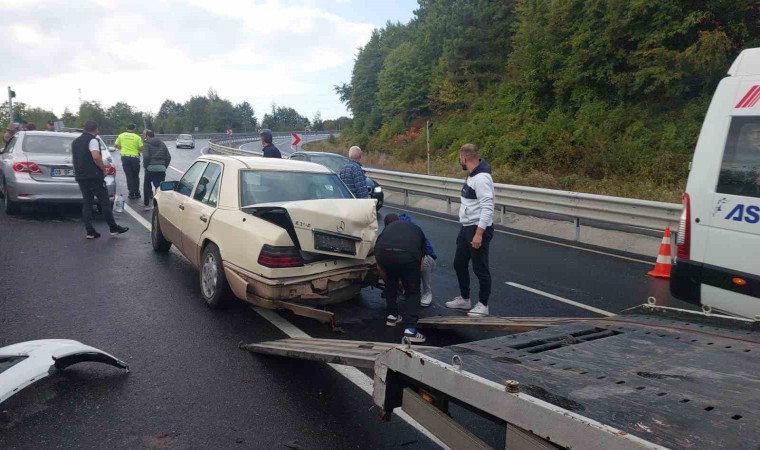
200,215,208,223
179,204,184,210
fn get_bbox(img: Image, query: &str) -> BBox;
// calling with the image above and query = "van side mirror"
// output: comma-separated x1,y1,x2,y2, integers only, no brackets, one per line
160,180,179,191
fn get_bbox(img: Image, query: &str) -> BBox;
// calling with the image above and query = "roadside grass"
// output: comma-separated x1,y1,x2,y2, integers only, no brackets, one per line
304,137,684,204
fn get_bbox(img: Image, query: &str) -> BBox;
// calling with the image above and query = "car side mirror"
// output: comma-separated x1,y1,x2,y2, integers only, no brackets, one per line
160,180,179,191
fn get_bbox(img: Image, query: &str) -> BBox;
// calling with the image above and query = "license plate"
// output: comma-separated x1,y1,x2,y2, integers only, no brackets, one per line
51,168,75,177
314,231,356,255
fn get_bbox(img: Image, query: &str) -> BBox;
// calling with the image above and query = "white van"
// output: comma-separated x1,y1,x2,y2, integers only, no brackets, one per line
670,48,760,319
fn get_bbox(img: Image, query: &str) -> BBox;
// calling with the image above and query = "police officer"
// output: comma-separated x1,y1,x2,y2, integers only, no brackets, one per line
375,213,427,344
114,124,144,199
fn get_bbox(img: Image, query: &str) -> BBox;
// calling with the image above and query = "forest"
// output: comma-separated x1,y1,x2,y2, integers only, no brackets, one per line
2,88,349,136
334,0,760,200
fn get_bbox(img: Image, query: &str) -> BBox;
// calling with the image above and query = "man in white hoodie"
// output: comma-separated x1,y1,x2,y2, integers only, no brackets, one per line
445,143,495,317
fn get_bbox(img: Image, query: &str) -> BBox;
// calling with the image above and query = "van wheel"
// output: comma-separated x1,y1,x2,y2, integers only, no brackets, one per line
200,243,231,308
3,182,20,215
151,207,172,252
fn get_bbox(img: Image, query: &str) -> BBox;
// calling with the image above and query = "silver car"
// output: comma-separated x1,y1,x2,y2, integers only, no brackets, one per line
0,131,116,214
176,134,195,149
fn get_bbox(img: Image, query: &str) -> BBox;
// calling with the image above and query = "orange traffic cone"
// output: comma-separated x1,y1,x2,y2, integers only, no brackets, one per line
648,227,672,279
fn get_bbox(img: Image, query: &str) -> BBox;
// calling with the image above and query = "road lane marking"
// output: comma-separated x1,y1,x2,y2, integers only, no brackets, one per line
387,206,651,265
168,166,184,175
121,208,446,448
123,203,151,229
505,282,616,317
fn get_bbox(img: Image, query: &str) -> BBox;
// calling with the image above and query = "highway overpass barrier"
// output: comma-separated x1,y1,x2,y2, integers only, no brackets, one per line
206,136,682,242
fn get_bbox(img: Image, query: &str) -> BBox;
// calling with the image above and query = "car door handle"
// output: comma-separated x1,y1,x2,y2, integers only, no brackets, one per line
200,215,208,223
179,204,184,210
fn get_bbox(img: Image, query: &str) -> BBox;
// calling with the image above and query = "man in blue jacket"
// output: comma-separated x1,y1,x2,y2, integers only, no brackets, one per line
339,146,368,198
399,213,437,307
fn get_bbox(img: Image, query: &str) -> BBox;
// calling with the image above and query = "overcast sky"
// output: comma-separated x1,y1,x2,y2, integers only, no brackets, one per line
4,0,418,121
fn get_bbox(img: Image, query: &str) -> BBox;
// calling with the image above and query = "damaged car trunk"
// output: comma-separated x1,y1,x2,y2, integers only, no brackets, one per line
243,198,378,261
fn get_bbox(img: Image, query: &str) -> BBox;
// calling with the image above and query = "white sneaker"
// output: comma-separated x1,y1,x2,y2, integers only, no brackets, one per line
467,302,489,317
420,292,433,307
445,296,471,310
403,328,426,344
386,315,402,327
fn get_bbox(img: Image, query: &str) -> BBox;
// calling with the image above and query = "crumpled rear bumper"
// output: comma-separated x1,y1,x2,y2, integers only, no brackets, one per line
223,261,374,305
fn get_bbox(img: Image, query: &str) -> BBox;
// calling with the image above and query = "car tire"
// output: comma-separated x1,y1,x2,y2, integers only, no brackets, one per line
3,182,20,215
151,207,172,252
200,242,231,309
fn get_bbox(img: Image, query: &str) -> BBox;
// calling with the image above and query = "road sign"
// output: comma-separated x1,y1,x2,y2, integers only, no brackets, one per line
292,133,301,146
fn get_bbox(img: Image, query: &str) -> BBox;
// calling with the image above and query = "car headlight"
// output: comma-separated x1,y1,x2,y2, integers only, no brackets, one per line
373,186,382,193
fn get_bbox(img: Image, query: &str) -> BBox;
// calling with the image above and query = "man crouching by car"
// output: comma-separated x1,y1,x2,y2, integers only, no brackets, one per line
142,129,171,211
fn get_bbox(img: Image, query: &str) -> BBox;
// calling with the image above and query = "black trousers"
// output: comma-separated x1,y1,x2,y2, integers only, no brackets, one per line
376,249,422,330
121,156,141,195
77,178,116,233
143,171,166,206
453,225,494,305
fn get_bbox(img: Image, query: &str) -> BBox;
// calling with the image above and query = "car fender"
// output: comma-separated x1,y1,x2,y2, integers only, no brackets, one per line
0,339,129,405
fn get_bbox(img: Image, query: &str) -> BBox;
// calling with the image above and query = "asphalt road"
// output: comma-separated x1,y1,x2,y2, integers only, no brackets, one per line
0,140,692,448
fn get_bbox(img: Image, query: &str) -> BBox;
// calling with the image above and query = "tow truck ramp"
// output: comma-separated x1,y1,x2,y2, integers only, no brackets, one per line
242,309,759,450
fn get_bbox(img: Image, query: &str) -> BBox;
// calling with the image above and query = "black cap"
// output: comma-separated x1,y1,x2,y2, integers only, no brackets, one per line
260,128,273,144
127,123,136,131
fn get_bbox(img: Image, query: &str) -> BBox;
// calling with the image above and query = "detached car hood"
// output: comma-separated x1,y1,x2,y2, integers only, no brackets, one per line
0,339,129,404
246,199,378,260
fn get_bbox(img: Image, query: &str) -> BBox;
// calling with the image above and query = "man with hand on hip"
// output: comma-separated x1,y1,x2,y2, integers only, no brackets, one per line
446,143,495,317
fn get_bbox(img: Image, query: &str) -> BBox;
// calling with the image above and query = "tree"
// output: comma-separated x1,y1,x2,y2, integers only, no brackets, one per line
234,101,257,132
261,103,310,131
78,101,107,131
183,96,210,132
377,42,431,121
106,102,139,133
334,83,352,107
312,111,324,131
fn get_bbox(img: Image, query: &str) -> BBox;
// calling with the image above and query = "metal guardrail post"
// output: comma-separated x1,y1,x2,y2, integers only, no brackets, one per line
404,189,409,207
501,205,506,226
574,217,581,241
447,197,452,215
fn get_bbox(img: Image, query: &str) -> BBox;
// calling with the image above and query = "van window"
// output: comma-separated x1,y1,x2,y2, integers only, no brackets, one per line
717,116,760,198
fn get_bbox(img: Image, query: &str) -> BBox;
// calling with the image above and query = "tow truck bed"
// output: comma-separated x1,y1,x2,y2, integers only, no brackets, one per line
374,311,759,449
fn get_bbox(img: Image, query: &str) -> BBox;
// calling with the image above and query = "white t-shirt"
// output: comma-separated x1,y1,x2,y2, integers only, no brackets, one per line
89,138,101,153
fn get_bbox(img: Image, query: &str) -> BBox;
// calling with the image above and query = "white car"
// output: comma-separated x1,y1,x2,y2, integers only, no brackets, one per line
151,155,378,319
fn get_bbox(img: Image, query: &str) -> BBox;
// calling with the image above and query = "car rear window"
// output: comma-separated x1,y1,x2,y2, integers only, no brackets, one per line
717,116,760,198
240,170,352,206
309,155,347,173
178,134,192,140
22,135,76,154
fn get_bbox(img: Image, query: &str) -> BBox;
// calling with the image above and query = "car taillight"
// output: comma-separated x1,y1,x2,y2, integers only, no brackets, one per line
104,164,116,176
676,193,691,260
12,161,42,174
257,245,304,268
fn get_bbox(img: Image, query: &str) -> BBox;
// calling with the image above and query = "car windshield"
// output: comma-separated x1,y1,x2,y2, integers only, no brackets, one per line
22,135,76,154
240,170,353,206
178,134,192,140
308,154,348,173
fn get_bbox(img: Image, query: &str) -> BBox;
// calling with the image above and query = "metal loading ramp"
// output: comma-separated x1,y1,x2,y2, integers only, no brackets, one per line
416,315,596,332
240,338,434,369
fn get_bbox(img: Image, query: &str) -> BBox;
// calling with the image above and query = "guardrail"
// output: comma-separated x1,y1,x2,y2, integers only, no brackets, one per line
205,136,682,240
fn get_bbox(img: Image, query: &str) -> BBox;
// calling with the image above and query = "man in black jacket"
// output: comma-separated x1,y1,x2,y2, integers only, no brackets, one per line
260,129,281,158
72,120,129,239
375,213,427,344
142,129,171,210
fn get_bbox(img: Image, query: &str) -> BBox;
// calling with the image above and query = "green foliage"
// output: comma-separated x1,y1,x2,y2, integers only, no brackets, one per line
261,103,310,131
337,0,760,199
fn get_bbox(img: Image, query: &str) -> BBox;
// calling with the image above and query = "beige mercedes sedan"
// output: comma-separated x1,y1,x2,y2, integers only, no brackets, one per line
151,155,378,322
